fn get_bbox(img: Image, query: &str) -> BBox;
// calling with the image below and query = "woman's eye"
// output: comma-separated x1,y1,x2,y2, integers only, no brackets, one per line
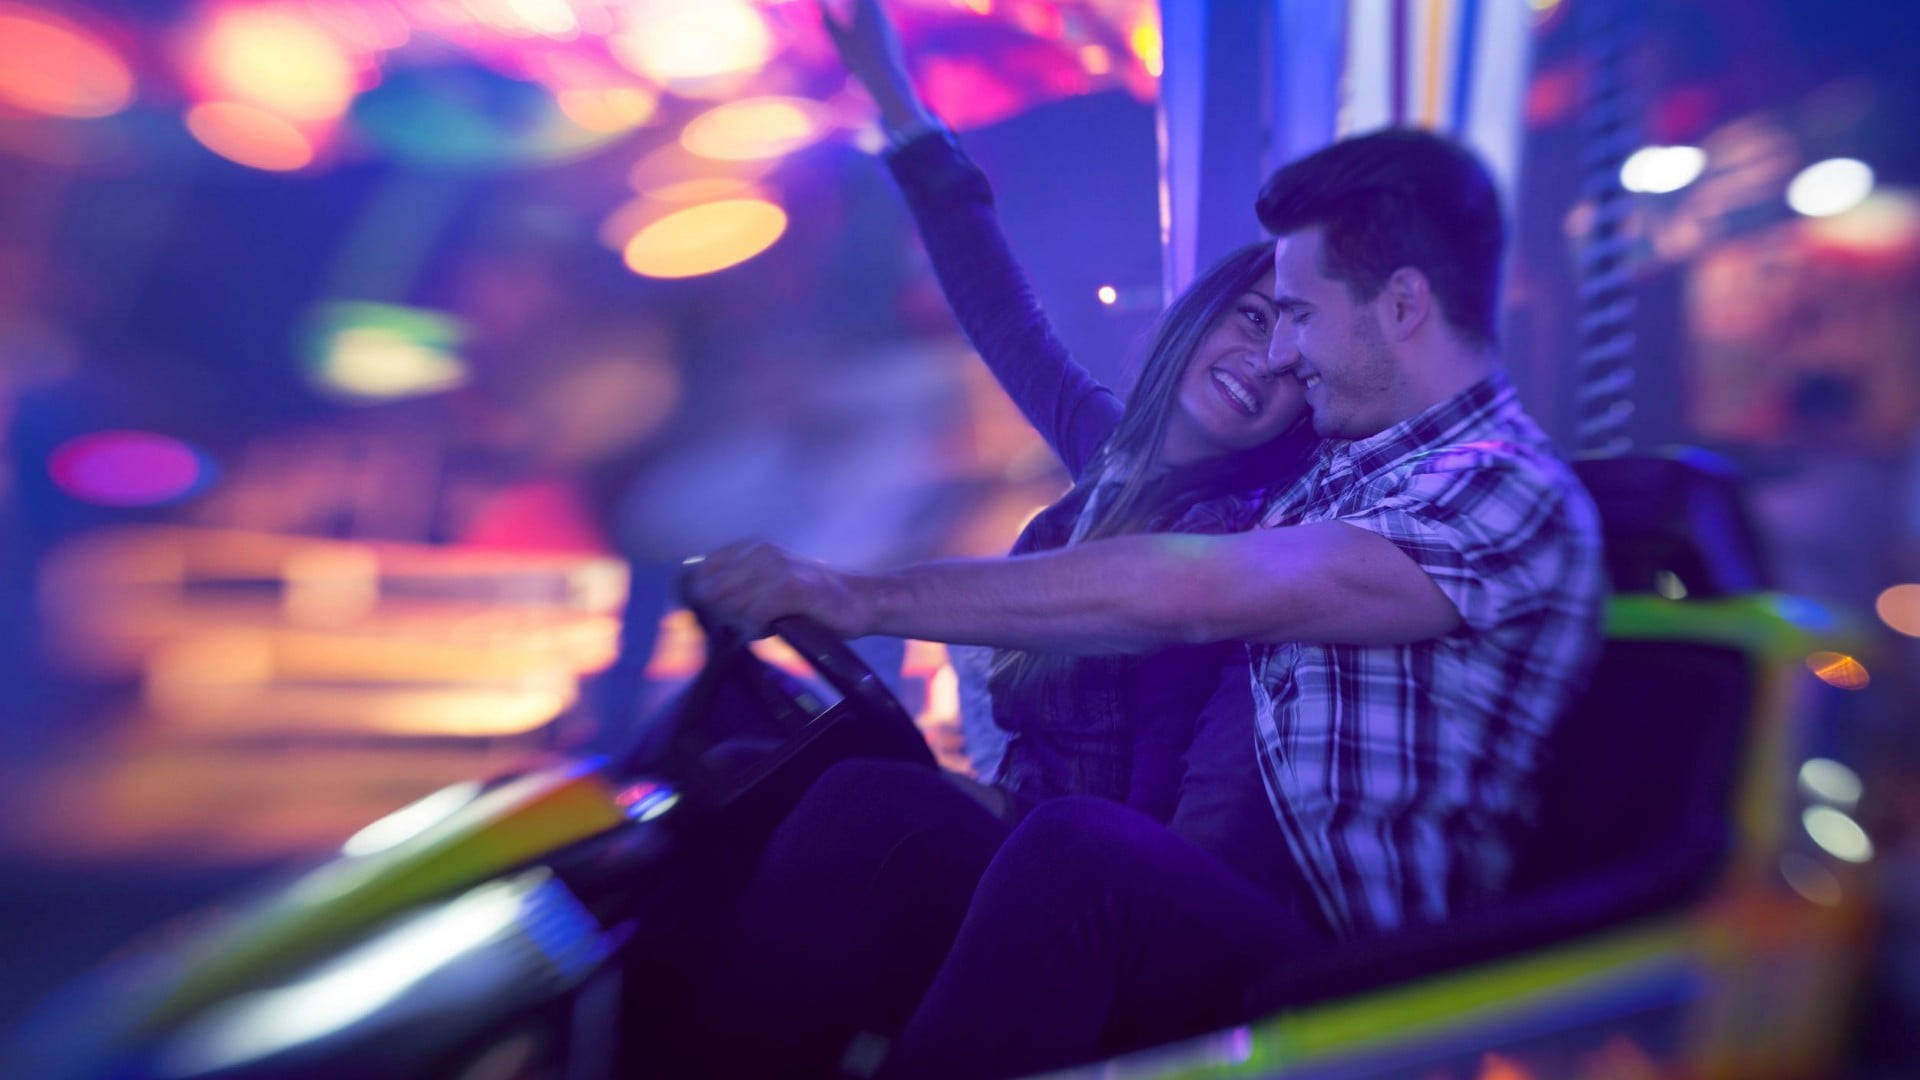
1241,307,1270,332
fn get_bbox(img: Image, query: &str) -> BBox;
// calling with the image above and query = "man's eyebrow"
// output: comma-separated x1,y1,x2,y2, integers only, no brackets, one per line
1272,294,1311,314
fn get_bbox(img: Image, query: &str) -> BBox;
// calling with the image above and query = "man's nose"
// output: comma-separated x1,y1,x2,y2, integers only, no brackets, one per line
1262,331,1301,377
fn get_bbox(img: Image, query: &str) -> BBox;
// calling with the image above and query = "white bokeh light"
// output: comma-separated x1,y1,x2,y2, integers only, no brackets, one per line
1787,157,1875,217
1619,145,1707,194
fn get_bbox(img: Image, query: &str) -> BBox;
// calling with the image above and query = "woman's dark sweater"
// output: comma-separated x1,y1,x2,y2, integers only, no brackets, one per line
883,131,1300,826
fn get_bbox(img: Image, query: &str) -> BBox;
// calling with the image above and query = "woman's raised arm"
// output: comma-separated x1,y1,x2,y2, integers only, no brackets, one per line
823,0,1123,479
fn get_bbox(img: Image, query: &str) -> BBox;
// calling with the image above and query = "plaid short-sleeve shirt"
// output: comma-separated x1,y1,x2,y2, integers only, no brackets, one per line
1252,372,1605,937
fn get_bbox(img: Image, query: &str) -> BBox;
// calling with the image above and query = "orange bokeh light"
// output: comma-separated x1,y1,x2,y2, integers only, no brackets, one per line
1806,651,1871,691
1876,583,1920,638
0,3,134,118
191,7,358,123
185,101,315,171
681,96,827,161
622,198,787,279
555,85,658,133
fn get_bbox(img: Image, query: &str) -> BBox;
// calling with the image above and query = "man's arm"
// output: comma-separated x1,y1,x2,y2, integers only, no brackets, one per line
684,522,1461,653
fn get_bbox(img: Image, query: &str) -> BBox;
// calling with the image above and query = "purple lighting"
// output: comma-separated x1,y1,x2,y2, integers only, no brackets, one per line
47,430,213,507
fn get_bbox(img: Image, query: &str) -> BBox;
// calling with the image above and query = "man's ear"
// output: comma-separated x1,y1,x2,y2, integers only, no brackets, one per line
1380,266,1433,342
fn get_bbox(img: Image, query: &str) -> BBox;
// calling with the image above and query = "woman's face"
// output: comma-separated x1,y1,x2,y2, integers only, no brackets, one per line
1161,269,1307,466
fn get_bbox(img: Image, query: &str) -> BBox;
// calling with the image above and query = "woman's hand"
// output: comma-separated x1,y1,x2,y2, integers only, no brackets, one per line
821,0,938,133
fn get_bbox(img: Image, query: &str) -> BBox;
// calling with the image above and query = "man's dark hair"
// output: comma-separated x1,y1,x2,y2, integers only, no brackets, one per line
1256,128,1504,347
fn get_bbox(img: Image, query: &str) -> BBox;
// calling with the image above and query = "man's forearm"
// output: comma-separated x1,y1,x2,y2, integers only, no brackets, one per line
852,533,1232,653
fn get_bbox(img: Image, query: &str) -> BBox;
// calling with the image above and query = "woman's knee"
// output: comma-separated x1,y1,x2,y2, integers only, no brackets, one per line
994,797,1153,875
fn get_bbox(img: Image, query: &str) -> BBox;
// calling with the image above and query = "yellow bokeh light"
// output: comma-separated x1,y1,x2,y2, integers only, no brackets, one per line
1806,650,1870,691
0,3,134,118
1129,19,1164,78
681,96,828,161
622,199,787,279
185,101,316,171
610,0,772,87
1874,582,1920,638
194,8,358,123
555,85,658,133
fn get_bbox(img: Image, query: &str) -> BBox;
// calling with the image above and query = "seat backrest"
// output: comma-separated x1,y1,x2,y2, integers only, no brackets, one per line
1508,451,1768,893
1508,636,1753,894
1572,450,1770,597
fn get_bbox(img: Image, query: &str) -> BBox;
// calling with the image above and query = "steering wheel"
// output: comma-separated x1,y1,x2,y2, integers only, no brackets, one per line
621,613,933,804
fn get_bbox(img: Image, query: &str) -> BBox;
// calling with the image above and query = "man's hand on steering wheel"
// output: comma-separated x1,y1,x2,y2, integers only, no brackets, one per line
682,540,874,641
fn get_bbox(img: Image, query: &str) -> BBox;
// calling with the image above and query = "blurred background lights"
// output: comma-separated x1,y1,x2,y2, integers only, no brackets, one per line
1806,650,1870,690
611,0,772,88
1129,18,1163,78
48,431,213,508
1620,145,1707,194
1097,285,1118,305
0,3,134,118
553,85,658,133
193,7,358,124
306,302,469,402
1803,805,1874,863
645,177,765,204
622,198,787,279
185,101,316,171
1874,583,1920,638
1779,852,1844,907
1787,157,1875,217
478,0,581,38
681,96,829,161
1798,757,1864,811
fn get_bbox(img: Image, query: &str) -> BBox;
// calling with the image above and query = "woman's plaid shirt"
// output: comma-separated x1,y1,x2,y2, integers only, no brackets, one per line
1252,372,1605,938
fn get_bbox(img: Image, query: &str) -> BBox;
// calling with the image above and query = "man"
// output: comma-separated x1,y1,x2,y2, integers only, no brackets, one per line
687,128,1604,1075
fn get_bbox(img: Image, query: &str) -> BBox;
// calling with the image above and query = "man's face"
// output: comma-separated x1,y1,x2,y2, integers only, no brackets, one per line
1268,228,1402,440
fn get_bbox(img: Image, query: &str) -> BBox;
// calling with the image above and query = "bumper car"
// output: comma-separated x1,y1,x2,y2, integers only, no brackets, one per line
4,452,1875,1079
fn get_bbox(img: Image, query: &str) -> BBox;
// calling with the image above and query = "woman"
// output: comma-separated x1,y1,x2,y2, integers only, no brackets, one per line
829,0,1312,820
662,4,1322,1074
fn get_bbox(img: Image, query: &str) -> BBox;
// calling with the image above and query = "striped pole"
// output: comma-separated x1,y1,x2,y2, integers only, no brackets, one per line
1571,0,1640,457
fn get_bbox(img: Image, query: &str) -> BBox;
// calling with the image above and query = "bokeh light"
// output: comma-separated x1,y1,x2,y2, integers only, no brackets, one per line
185,101,316,171
1620,145,1707,194
1787,157,1875,217
49,431,213,507
1799,758,1864,811
681,96,829,161
1129,18,1163,78
553,85,658,133
191,7,358,124
305,301,470,402
352,64,620,167
1805,650,1870,690
0,3,135,118
1803,805,1874,863
622,198,788,279
1097,285,1118,305
1779,852,1844,907
1876,583,1920,638
610,0,772,92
